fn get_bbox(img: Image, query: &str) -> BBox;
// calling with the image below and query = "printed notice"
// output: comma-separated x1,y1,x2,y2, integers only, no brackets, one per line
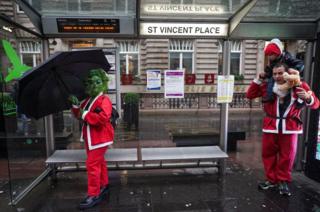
164,70,184,98
147,70,161,90
107,74,116,90
105,55,115,71
217,75,234,103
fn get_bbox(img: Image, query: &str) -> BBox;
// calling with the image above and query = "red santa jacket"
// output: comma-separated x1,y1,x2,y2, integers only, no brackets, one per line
246,79,319,134
71,93,114,150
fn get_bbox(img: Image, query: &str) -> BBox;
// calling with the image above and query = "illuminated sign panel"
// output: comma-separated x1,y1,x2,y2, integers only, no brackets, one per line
140,22,228,37
57,18,120,33
142,4,225,14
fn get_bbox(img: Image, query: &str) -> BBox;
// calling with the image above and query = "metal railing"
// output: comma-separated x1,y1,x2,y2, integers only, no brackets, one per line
129,93,261,109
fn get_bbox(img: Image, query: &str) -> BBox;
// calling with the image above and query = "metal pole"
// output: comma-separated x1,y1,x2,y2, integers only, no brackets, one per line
296,41,315,170
219,40,231,152
42,39,55,157
115,48,121,118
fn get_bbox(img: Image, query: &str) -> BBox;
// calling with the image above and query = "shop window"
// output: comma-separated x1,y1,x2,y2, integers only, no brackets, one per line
117,41,139,76
218,40,242,75
19,41,41,67
169,40,194,74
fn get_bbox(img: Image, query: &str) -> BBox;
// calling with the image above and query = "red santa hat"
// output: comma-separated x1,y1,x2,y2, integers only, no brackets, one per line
264,38,284,56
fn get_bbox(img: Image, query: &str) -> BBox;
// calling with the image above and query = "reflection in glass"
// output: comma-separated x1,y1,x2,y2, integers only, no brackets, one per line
169,52,180,70
230,52,240,75
169,40,194,73
30,0,136,16
245,0,320,21
0,21,46,202
118,41,139,77
218,40,241,75
140,0,246,19
182,52,192,74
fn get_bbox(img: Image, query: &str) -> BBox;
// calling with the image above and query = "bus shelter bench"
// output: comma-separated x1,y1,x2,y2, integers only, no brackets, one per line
46,148,138,171
140,146,228,174
46,146,228,175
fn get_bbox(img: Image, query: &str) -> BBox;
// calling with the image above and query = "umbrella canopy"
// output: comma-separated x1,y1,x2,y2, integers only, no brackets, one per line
18,49,110,119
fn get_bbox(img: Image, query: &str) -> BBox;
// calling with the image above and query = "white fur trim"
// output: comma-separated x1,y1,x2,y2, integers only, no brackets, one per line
84,92,111,150
281,91,302,134
270,38,283,54
262,129,279,133
306,95,315,106
89,141,113,150
82,110,89,120
282,129,303,134
72,105,80,109
276,97,280,132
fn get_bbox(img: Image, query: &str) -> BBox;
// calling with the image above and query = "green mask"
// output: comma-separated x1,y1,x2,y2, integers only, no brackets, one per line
84,69,108,97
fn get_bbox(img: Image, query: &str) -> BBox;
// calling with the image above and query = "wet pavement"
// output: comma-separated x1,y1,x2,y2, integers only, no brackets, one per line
2,160,320,211
1,109,320,211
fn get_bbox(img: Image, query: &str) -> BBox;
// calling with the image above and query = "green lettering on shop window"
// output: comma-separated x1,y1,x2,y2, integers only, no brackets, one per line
1,39,31,82
0,92,16,116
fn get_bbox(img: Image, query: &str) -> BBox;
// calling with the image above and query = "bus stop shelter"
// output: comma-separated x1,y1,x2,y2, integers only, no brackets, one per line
1,0,320,205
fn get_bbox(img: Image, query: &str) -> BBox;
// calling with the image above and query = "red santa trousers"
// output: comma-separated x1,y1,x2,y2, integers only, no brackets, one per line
86,146,109,196
262,132,298,183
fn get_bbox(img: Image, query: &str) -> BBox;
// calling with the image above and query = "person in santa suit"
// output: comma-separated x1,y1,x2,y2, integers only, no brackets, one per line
263,38,304,102
246,63,319,196
69,68,114,209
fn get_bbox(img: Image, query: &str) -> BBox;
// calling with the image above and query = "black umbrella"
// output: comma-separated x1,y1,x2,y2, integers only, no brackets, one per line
17,49,110,119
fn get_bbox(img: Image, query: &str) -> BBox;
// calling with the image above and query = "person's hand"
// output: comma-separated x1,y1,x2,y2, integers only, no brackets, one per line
258,72,266,80
296,87,312,102
288,68,298,74
68,95,79,106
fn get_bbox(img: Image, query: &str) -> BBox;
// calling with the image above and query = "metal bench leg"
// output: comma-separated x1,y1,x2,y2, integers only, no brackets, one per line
48,164,58,183
218,159,226,177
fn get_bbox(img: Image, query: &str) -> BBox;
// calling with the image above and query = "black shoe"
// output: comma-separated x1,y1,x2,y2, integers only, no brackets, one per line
79,195,102,209
99,185,109,199
279,182,291,196
258,181,276,190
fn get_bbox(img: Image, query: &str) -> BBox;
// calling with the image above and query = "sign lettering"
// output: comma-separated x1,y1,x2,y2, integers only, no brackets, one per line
142,4,225,15
141,23,228,37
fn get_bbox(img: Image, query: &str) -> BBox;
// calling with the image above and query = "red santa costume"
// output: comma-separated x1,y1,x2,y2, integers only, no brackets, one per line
246,79,319,183
72,92,114,197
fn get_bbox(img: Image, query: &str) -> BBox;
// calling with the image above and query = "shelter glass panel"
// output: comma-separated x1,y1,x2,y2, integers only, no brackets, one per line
140,0,249,20
0,19,45,203
244,0,320,21
29,0,136,16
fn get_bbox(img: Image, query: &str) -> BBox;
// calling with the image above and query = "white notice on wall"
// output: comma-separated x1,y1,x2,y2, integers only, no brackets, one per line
164,70,184,98
217,75,234,103
147,70,161,91
105,55,115,71
107,74,116,90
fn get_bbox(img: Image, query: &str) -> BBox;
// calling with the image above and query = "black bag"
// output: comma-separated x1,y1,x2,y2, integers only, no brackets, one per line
110,107,119,129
